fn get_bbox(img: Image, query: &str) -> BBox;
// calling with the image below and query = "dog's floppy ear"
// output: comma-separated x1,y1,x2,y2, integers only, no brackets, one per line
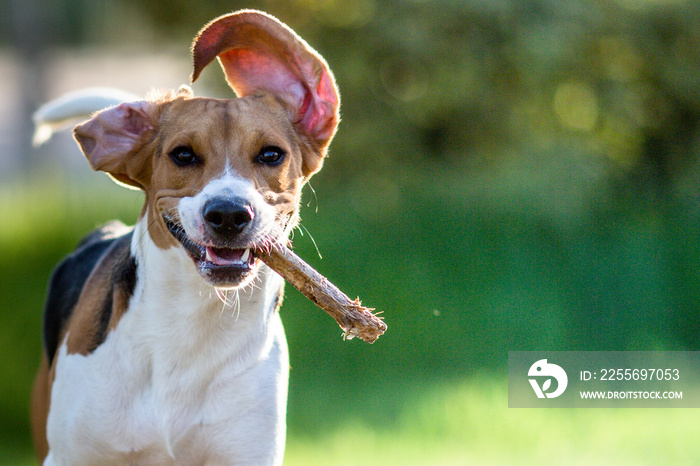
73,101,158,189
191,10,340,175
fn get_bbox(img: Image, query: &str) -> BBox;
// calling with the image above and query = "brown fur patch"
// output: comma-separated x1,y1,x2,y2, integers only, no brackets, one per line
64,232,136,357
30,355,50,462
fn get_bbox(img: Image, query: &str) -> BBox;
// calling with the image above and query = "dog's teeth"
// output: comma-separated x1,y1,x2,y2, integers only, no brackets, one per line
240,249,250,263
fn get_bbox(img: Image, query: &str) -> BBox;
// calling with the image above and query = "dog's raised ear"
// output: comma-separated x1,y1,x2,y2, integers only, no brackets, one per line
191,10,340,174
73,101,158,190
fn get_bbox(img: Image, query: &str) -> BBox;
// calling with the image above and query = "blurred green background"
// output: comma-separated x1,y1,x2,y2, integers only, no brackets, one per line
2,0,700,464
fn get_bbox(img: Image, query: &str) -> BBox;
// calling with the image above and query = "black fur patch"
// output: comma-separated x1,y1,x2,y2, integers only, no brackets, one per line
43,221,136,365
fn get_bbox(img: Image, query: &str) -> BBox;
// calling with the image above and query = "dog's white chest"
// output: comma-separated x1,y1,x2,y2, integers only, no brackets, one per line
45,247,289,466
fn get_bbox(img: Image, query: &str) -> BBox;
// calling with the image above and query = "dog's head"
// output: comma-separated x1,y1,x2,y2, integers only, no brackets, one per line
73,10,339,289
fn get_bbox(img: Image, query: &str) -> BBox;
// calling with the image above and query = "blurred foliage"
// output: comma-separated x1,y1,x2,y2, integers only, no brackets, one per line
2,0,700,462
22,0,699,189
5,0,700,191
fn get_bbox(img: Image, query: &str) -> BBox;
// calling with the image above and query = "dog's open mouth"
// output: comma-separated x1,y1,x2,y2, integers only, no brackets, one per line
205,246,251,266
165,217,257,287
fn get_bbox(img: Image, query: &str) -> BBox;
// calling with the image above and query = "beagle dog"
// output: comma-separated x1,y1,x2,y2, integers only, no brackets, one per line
31,10,339,465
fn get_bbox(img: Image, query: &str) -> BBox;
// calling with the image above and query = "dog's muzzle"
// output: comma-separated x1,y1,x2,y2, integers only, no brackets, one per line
164,198,262,288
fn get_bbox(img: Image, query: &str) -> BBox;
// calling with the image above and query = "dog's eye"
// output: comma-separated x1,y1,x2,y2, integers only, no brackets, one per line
256,146,286,166
169,146,200,167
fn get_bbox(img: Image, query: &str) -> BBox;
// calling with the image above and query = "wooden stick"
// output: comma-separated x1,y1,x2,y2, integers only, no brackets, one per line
256,244,387,343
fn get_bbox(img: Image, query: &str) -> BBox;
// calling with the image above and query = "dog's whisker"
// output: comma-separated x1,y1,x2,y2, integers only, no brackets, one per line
304,179,319,213
297,224,322,260
215,288,235,307
216,288,229,318
233,292,241,320
246,279,263,294
216,288,241,320
215,287,225,305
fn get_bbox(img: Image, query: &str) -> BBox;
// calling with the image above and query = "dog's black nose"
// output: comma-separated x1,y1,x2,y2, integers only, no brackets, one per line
203,199,254,236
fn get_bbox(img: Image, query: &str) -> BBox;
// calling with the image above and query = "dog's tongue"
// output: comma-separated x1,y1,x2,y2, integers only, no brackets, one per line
205,247,250,266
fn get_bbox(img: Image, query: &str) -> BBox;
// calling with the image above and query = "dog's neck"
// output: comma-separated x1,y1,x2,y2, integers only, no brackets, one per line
127,214,285,378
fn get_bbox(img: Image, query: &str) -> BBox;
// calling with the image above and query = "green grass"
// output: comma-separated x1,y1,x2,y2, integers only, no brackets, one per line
289,376,700,466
